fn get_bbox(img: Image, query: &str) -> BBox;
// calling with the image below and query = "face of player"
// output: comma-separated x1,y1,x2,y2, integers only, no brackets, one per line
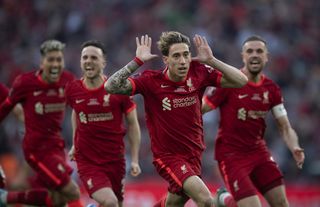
40,50,65,83
242,40,268,75
81,46,106,80
163,43,191,82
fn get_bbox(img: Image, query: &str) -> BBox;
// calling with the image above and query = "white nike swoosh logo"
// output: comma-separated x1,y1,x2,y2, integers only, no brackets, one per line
238,94,248,99
75,99,85,104
161,84,170,88
33,91,42,96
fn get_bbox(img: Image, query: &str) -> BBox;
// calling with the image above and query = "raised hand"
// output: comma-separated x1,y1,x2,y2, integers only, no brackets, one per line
292,147,305,169
136,34,158,62
192,34,215,64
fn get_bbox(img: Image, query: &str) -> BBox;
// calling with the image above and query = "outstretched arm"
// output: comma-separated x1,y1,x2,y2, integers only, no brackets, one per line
105,35,158,95
275,115,305,169
192,35,248,88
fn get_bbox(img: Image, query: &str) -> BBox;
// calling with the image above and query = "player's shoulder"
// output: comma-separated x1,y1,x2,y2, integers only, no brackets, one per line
132,69,163,79
65,79,82,92
12,70,38,88
141,69,162,76
262,75,280,89
61,70,76,81
189,61,217,76
190,60,207,70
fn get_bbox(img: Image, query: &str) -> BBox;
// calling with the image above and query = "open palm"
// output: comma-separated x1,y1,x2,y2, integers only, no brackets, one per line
136,34,158,62
192,34,214,64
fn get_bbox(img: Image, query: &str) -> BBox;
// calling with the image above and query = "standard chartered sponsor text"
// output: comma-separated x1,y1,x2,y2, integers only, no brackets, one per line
44,103,65,113
172,96,197,108
88,112,113,122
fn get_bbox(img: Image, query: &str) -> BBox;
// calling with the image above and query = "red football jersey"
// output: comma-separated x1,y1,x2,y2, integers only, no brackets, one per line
0,83,9,103
130,61,222,158
0,70,75,150
204,75,283,160
65,78,136,164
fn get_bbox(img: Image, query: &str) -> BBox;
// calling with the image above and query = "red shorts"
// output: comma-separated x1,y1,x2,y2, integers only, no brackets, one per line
218,150,284,201
153,154,201,195
24,146,72,190
76,157,125,201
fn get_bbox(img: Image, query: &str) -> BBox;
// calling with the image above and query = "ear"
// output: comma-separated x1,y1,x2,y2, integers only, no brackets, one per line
163,56,168,65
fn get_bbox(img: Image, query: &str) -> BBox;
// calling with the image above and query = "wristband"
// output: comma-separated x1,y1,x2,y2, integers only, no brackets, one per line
134,57,144,66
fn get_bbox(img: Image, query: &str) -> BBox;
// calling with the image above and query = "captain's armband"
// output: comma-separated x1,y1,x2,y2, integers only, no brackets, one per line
271,104,287,119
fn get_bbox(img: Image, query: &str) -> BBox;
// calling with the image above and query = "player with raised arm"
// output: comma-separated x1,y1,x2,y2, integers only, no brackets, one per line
202,35,305,207
105,31,248,207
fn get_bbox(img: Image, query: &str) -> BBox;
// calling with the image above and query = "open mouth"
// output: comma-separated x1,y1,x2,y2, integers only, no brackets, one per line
178,67,188,74
49,68,60,79
85,66,94,71
249,59,261,67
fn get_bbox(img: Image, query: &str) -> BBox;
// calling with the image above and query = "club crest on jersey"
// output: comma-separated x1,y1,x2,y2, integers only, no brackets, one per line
103,94,110,106
58,87,64,97
181,164,188,174
186,78,195,92
263,91,269,104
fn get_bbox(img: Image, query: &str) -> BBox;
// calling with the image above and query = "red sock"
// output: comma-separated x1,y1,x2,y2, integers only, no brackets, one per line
7,189,50,206
223,194,237,207
154,196,166,207
68,199,84,207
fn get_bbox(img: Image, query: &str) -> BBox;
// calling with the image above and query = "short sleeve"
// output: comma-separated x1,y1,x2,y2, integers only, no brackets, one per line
203,87,228,109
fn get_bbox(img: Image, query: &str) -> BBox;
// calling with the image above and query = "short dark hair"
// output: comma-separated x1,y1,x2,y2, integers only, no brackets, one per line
157,31,191,56
81,40,106,57
242,35,267,46
40,40,65,56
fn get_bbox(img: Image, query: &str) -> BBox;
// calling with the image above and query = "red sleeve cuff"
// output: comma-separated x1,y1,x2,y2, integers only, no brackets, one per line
203,96,217,110
126,103,136,114
128,78,136,95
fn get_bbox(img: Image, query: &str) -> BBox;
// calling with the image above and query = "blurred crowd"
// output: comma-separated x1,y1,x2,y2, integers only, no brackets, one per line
0,0,319,188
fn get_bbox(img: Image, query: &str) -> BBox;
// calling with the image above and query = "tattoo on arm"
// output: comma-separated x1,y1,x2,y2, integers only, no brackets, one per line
105,60,140,95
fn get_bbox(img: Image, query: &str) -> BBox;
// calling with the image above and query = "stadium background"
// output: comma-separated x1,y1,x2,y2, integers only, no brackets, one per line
0,0,319,206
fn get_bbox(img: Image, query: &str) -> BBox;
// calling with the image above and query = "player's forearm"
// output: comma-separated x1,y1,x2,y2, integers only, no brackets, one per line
105,59,141,95
71,110,77,145
207,57,248,88
127,124,141,163
281,127,301,152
